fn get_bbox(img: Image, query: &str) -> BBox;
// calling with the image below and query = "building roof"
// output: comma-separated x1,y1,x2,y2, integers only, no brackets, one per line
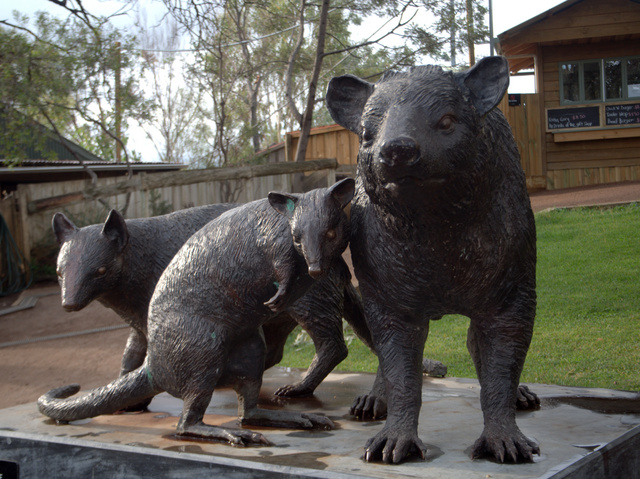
497,0,640,73
0,159,184,188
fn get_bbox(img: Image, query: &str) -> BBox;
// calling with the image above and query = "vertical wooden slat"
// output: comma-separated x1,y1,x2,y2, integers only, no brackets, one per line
16,184,31,262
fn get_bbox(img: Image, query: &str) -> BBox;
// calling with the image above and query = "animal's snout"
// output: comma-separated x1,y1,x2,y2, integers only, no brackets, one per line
308,264,325,279
61,300,84,312
380,137,420,168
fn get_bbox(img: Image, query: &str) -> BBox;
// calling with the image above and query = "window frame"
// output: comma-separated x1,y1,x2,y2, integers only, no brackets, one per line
559,55,640,105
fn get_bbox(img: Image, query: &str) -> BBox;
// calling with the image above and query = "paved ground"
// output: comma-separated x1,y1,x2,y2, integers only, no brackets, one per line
1,181,639,410
528,180,640,212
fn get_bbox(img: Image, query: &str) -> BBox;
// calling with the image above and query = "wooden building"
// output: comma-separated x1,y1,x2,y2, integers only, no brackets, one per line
497,0,640,190
258,124,359,189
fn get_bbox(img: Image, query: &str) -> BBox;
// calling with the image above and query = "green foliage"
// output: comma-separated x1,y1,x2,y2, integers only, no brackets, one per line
0,11,149,163
280,204,640,391
2,1,491,166
148,189,173,217
166,0,430,167
410,0,490,67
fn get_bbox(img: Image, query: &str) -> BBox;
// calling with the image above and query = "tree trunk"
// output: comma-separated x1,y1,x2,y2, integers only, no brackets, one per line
466,0,475,66
292,0,330,191
284,0,306,127
449,0,456,67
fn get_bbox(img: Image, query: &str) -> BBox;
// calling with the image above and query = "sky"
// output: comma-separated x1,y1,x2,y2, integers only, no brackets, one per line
0,0,567,162
0,0,567,37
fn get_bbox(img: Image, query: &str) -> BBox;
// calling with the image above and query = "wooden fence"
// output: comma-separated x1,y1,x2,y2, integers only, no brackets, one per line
1,158,338,263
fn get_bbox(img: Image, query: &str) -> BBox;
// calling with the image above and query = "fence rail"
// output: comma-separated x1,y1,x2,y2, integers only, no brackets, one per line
3,158,339,263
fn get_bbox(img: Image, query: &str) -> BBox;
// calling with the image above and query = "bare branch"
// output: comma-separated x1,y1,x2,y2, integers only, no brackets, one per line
324,6,418,58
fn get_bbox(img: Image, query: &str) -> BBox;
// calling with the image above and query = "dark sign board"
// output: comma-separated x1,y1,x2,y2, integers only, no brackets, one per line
605,103,640,126
0,460,19,479
547,106,600,130
508,94,521,106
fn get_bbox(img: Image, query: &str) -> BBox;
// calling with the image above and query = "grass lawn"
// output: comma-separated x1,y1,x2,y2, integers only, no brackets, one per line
280,203,640,392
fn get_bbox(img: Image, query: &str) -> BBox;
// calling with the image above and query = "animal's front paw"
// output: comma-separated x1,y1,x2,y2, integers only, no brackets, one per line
264,291,288,312
241,409,334,430
178,423,271,447
274,382,314,398
471,425,540,463
363,426,426,464
350,393,387,420
516,384,541,411
302,413,335,430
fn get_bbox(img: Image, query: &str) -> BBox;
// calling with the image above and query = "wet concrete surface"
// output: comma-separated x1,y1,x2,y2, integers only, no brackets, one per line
1,368,639,478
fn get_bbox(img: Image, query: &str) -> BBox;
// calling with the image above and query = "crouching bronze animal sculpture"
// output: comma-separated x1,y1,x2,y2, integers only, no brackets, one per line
326,57,539,464
39,179,357,445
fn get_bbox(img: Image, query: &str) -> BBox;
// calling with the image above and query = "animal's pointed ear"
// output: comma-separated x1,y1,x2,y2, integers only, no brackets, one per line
268,192,298,218
101,209,129,252
52,213,78,245
455,56,509,117
326,74,374,134
328,178,355,209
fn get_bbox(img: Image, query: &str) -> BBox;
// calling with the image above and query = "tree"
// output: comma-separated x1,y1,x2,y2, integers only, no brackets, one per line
162,0,434,171
0,5,150,165
410,0,489,67
0,3,153,214
138,15,210,164
284,0,424,171
163,0,272,167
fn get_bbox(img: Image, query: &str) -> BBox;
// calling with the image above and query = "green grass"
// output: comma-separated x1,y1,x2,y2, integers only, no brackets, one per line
280,203,640,391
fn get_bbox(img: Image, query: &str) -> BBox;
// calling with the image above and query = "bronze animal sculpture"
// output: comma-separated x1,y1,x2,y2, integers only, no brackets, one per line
40,180,357,445
53,202,372,405
326,57,539,464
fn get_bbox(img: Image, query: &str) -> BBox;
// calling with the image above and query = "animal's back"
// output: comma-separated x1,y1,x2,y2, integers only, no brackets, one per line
148,200,295,329
98,204,238,320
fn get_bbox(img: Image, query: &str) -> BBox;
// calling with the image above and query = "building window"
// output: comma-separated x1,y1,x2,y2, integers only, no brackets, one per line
561,63,579,102
560,56,640,104
604,60,622,100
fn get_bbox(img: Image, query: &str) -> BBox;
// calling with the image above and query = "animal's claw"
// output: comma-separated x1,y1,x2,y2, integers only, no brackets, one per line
362,426,426,464
516,384,541,411
350,393,387,420
471,426,539,463
274,383,313,397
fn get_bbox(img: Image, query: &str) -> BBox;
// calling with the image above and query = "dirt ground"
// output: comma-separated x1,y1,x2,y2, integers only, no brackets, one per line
1,180,639,410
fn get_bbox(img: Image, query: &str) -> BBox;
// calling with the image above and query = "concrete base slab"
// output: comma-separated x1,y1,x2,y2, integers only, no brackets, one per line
1,368,639,478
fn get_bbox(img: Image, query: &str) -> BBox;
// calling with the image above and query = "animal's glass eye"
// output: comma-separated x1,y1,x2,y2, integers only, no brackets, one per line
362,127,374,144
437,115,455,131
326,229,336,241
97,266,107,276
292,234,302,245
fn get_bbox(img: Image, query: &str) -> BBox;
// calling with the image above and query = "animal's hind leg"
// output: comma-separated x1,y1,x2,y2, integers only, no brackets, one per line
262,313,298,370
177,391,270,446
118,327,152,412
230,328,335,430
466,293,539,463
350,365,387,420
170,324,269,446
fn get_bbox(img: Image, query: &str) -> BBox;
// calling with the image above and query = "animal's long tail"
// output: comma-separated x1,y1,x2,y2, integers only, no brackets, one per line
342,283,376,353
37,365,160,422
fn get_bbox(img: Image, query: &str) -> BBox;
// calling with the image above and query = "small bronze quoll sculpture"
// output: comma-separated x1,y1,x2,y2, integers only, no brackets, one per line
326,57,539,464
39,179,359,445
52,201,372,406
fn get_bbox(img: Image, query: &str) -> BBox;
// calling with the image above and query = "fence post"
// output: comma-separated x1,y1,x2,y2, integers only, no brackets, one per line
16,184,31,263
